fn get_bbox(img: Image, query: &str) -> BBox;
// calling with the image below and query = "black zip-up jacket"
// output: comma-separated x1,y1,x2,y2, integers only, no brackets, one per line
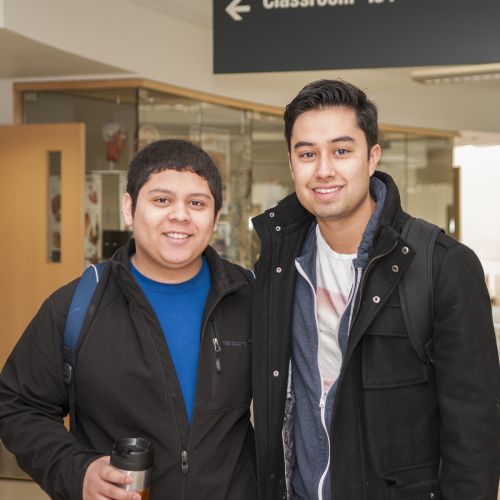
0,240,257,500
251,171,500,500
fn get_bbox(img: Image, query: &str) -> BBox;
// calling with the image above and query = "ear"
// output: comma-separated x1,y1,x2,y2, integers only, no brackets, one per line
368,144,381,177
288,152,295,180
213,209,221,232
123,193,134,227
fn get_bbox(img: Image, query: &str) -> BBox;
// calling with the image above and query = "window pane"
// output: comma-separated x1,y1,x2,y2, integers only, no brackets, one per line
47,151,61,263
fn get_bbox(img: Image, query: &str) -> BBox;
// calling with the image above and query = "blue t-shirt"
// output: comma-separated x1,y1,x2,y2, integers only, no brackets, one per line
131,257,211,424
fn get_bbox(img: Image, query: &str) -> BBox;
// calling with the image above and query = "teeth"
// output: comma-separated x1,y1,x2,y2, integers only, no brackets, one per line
315,187,340,194
166,232,189,239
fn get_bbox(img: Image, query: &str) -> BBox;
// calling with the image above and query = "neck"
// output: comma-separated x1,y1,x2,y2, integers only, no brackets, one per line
131,254,202,284
317,196,376,254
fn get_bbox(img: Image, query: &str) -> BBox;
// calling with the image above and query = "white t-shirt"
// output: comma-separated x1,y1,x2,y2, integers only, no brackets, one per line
315,225,356,393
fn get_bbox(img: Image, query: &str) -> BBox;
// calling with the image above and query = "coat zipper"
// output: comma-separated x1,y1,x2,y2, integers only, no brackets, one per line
295,260,334,500
178,285,240,483
322,240,400,498
181,450,188,474
295,241,398,498
318,392,331,500
212,327,222,374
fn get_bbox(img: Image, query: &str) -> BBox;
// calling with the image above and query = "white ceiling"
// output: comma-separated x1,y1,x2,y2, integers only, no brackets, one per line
132,0,211,27
0,29,129,78
129,0,500,139
1,0,499,141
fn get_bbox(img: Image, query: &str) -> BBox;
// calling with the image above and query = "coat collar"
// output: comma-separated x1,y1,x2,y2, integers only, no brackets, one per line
253,171,405,262
253,170,403,234
110,239,244,296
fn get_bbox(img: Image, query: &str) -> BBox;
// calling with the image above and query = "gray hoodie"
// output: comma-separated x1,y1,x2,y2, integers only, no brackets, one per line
289,177,387,500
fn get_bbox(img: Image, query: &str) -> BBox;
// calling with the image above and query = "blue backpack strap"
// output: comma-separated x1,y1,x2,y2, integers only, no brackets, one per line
63,262,105,432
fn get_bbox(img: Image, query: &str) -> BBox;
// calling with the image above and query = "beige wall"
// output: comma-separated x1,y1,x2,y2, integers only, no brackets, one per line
0,79,12,124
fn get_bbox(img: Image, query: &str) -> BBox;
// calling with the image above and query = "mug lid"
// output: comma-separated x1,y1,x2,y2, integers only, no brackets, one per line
110,437,153,471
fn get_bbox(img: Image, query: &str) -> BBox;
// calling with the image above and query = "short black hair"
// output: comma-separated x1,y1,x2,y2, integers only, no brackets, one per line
284,79,379,155
127,139,222,215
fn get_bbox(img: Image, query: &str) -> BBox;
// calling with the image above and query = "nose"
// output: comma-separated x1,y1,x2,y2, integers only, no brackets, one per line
316,153,336,179
167,202,190,223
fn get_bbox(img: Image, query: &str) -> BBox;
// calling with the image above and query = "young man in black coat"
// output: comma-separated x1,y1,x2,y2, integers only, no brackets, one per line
0,140,257,500
251,79,500,500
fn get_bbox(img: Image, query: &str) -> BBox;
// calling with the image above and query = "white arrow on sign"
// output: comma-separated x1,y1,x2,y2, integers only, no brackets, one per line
226,0,251,21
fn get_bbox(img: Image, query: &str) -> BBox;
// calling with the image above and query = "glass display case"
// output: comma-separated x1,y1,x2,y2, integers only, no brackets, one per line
15,79,456,267
378,130,456,235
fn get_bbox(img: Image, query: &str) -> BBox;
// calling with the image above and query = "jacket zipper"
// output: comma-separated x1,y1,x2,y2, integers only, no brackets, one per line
318,392,331,500
181,450,188,474
322,241,399,497
178,287,239,486
295,260,335,500
212,328,222,374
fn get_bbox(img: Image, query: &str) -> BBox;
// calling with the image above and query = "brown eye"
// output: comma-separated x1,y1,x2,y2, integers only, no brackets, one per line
299,151,314,159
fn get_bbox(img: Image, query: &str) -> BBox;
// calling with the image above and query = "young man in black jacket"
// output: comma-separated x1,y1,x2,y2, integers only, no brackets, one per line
0,140,257,500
251,80,500,500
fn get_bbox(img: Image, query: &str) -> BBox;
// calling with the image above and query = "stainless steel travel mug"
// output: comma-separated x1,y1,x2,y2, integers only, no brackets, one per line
111,437,153,499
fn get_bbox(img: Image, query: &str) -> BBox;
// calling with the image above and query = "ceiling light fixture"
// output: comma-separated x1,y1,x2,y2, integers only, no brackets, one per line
411,63,500,85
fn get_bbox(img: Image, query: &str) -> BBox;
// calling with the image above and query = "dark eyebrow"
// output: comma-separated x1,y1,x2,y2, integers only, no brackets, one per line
331,136,355,144
293,136,356,150
190,193,212,199
293,141,314,150
147,188,211,199
147,188,175,195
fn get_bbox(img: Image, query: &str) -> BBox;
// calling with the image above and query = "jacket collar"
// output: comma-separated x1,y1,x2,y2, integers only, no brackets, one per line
355,176,386,268
110,239,244,295
253,171,403,263
371,170,404,231
254,170,402,234
252,191,312,234
368,171,406,258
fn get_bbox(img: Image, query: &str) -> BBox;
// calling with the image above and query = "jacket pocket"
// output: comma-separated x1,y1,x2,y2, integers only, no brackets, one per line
362,298,429,388
204,319,252,412
383,462,440,499
384,479,439,499
362,330,428,388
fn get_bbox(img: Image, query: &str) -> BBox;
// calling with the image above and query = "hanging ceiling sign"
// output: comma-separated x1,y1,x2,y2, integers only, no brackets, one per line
213,0,500,73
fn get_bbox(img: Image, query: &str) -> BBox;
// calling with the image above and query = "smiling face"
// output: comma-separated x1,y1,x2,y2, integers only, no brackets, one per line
289,106,381,236
123,169,219,283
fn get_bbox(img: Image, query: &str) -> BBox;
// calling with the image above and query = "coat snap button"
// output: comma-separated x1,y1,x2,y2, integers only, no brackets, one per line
392,265,399,273
275,226,281,231
269,212,275,218
429,493,436,499
273,370,279,377
372,296,381,304
402,246,409,255
276,267,282,273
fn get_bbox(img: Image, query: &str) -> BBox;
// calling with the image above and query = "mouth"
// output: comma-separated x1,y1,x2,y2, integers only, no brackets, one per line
164,232,190,240
313,186,342,194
